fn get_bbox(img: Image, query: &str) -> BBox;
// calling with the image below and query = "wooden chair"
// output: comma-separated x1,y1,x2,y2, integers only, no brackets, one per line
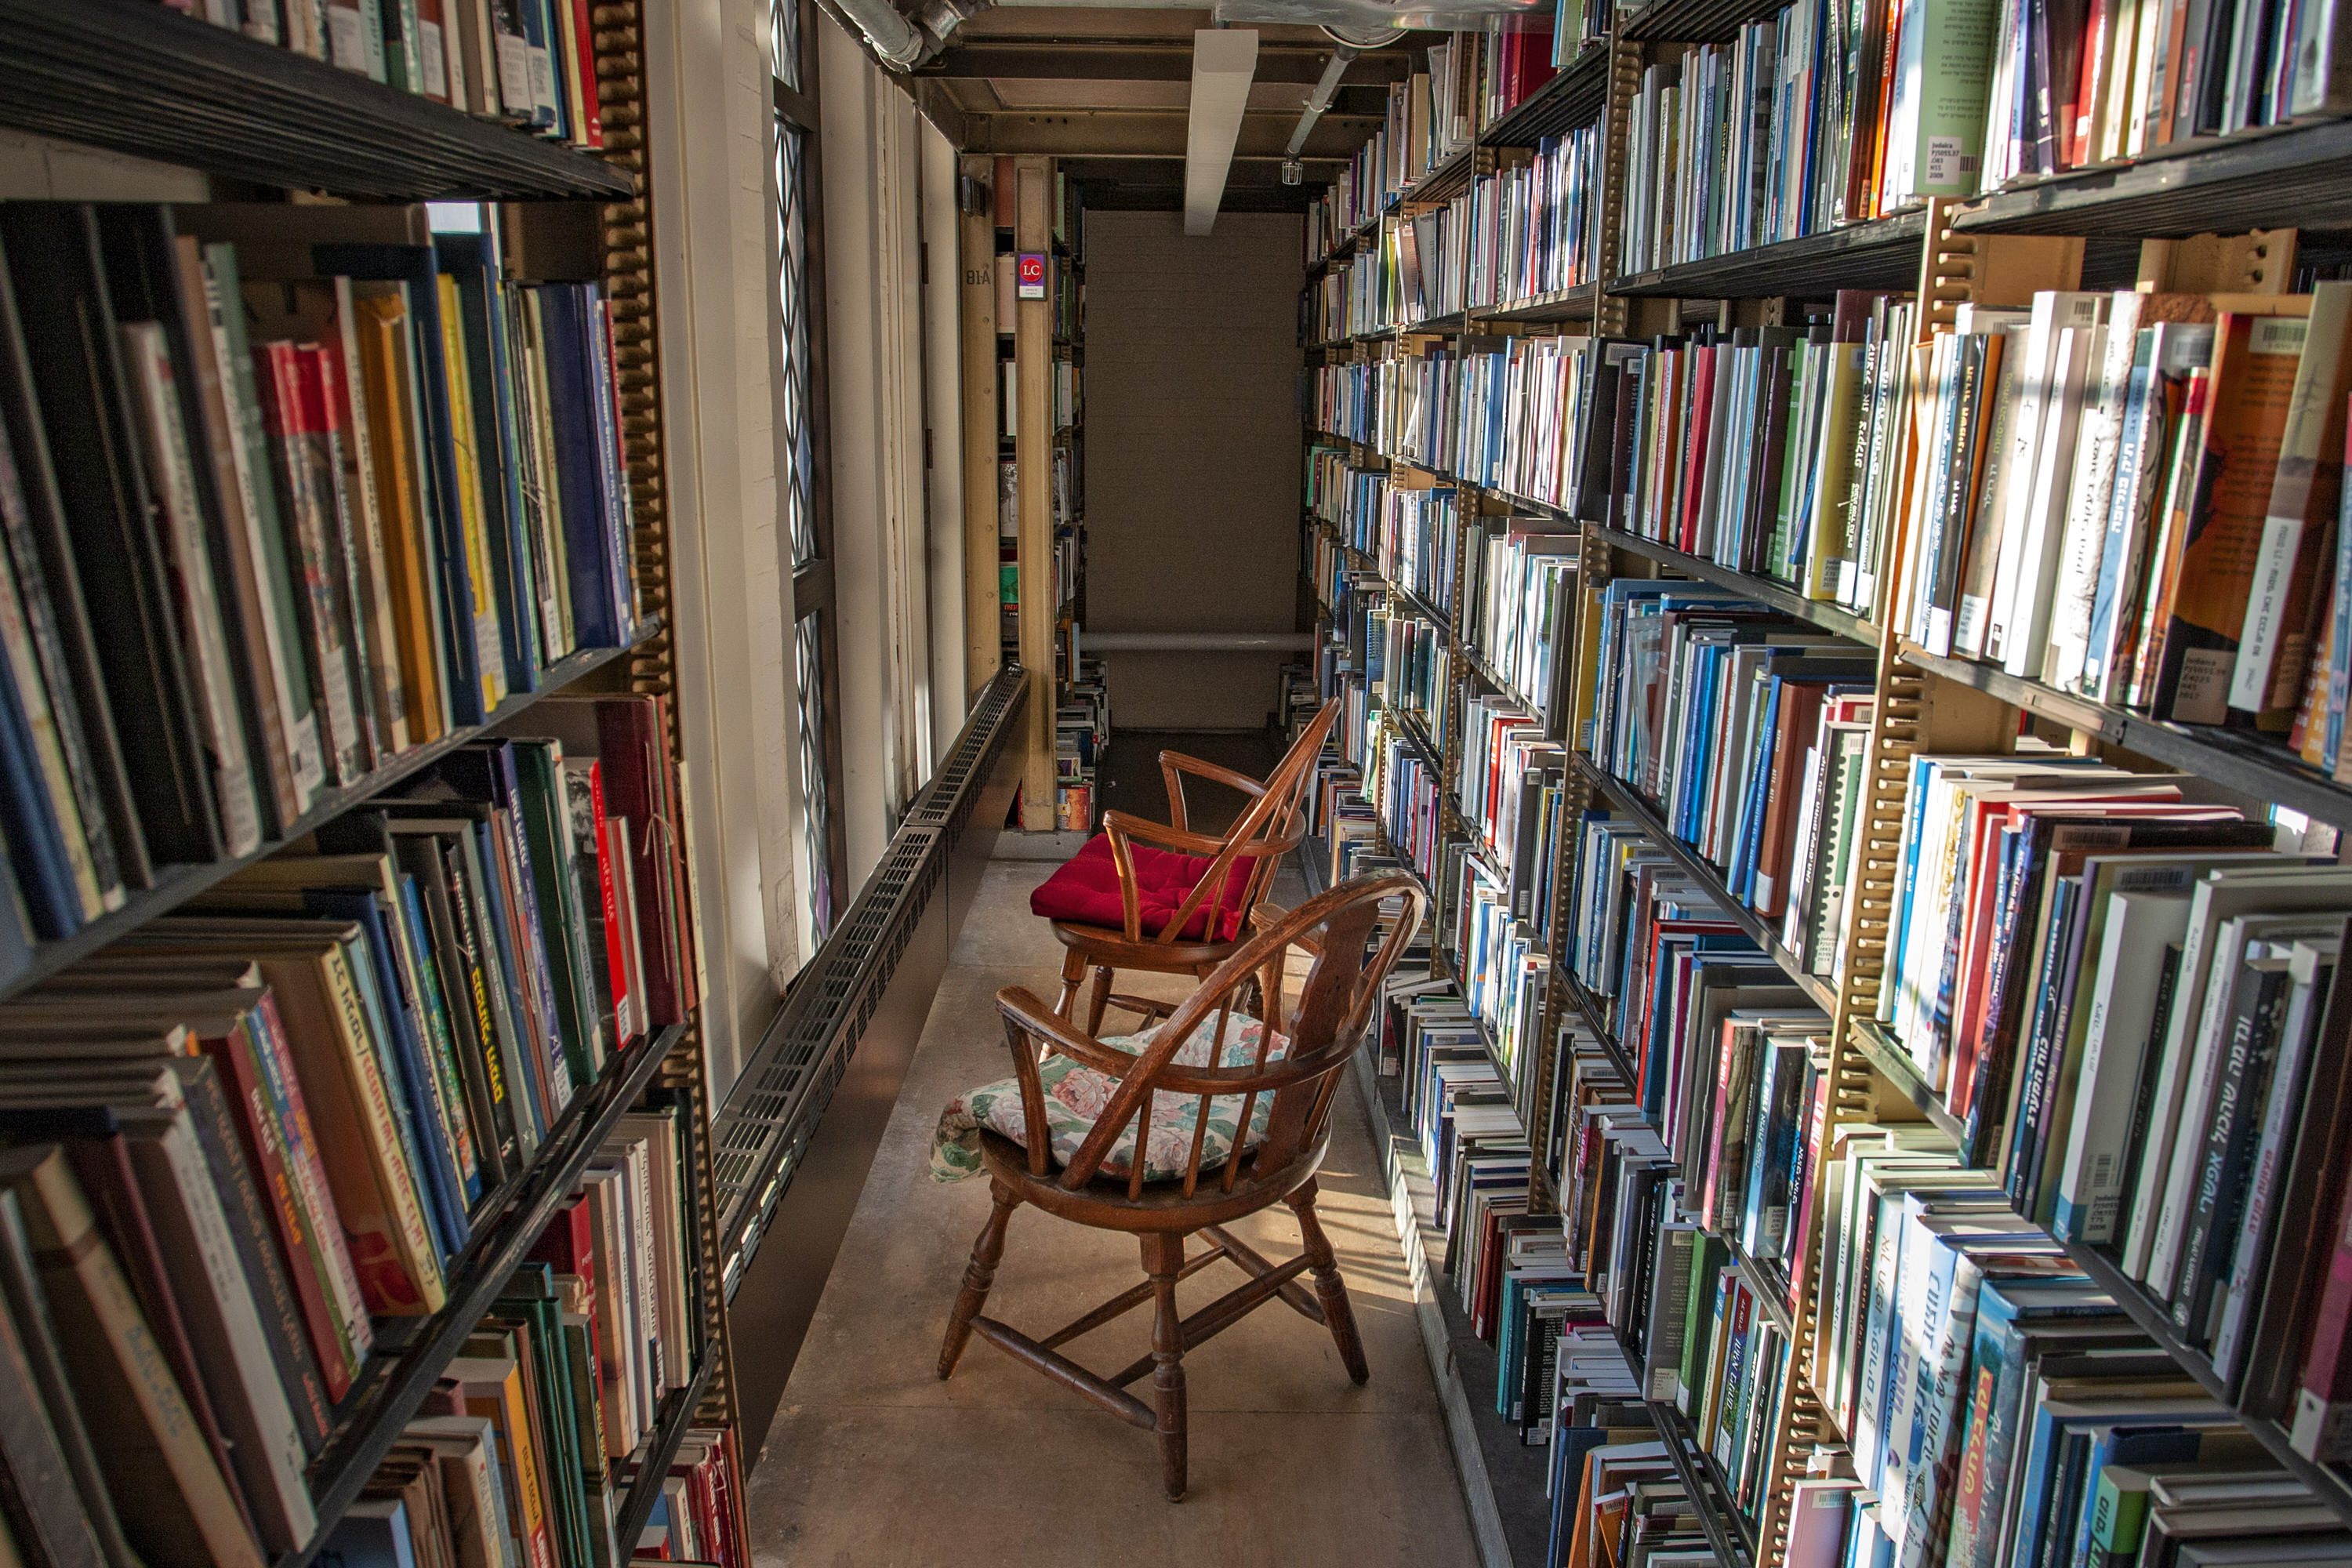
935,873,1425,1501
1026,699,1343,1033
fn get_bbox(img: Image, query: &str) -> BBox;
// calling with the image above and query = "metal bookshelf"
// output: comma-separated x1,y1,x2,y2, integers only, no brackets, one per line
0,0,634,201
0,626,659,1005
295,1020,688,1567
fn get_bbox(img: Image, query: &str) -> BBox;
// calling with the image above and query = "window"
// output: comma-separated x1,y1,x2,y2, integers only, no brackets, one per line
771,0,847,938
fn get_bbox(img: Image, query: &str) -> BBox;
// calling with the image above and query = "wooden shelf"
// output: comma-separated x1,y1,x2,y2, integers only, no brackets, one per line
1953,117,2352,237
0,0,633,200
1570,753,1842,1015
2061,1242,2352,1534
611,1342,721,1552
1607,212,1930,300
1478,44,1612,148
1894,639,2352,833
289,1021,689,1567
1602,527,1881,648
1648,1399,1760,1566
1478,286,1599,324
3,625,657,1006
1848,1017,1969,1145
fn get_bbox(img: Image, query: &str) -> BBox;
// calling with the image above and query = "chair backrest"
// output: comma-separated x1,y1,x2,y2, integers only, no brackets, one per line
1020,872,1425,1200
1117,698,1343,947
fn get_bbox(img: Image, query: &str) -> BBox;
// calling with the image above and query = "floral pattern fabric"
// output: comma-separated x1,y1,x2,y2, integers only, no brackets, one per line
929,1014,1290,1183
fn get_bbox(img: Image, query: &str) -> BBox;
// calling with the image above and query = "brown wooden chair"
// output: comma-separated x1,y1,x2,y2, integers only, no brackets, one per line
934,873,1426,1501
1025,699,1343,1033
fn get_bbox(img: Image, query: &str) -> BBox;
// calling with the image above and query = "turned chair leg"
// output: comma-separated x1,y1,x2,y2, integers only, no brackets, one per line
1054,950,1089,1022
1287,1180,1369,1385
1083,964,1112,1036
939,1181,1019,1379
1143,1232,1189,1501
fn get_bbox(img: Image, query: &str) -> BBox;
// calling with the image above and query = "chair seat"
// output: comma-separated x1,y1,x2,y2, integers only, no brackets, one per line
1028,831,1255,943
929,1014,1290,1184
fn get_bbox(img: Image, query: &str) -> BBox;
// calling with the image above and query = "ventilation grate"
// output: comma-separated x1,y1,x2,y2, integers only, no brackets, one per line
711,667,1025,1296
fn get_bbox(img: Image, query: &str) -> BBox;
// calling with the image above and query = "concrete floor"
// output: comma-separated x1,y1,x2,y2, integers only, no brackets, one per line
742,858,1480,1568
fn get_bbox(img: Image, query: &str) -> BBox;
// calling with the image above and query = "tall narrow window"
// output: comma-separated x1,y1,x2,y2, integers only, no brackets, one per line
771,0,846,938
776,124,817,569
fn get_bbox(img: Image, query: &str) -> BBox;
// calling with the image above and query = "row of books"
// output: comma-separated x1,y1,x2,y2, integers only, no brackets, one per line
1798,1128,2352,1568
1583,579,1878,940
1602,296,1919,615
1550,1040,1807,1535
0,201,644,956
1327,278,2352,790
1053,664,1105,836
321,1099,716,1568
1306,448,1464,617
1460,514,1580,725
0,723,696,1568
1308,125,1609,343
183,0,611,151
1302,24,1567,263
1469,129,1605,309
1980,0,2352,189
1887,285,2352,761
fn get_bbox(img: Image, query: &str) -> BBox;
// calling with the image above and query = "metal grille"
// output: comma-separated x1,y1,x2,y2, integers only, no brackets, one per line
795,613,836,935
775,123,817,568
712,667,1026,1296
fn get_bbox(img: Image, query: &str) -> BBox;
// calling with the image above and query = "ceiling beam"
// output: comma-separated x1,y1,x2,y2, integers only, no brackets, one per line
1183,28,1258,235
914,42,1413,83
967,108,1377,158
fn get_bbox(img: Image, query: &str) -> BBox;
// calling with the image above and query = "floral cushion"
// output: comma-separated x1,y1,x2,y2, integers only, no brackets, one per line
929,1014,1290,1183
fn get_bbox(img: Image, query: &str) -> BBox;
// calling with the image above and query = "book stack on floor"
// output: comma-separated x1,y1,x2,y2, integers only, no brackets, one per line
190,0,612,150
0,201,645,967
1054,662,1107,833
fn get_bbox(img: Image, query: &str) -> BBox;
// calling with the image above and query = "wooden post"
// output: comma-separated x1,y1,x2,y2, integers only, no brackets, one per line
959,154,1000,705
1015,154,1055,829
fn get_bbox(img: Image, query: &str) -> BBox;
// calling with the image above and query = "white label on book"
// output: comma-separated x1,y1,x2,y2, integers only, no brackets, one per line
419,18,448,99
496,34,533,116
2230,513,2305,710
528,43,557,119
1925,136,1964,187
327,3,370,71
1923,604,1953,658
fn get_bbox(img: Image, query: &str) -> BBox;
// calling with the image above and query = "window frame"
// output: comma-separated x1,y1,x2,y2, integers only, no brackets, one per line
771,0,851,938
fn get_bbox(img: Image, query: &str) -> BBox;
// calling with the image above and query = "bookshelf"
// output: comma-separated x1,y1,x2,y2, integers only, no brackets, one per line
1298,5,2352,1559
0,3,748,1566
0,0,634,201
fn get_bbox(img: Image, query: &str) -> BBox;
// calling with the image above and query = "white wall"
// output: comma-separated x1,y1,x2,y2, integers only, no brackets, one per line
819,14,965,884
643,0,808,1095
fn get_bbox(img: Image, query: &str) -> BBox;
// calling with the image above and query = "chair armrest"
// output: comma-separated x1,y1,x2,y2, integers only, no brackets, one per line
1156,750,1266,833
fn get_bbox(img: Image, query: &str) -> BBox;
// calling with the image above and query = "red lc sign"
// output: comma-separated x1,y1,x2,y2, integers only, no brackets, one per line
1016,251,1047,299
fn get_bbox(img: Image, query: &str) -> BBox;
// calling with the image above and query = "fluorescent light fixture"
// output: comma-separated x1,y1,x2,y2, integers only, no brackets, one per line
1183,28,1259,237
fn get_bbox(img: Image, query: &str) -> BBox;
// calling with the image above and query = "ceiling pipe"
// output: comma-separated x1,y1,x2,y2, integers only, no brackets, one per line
1278,44,1356,182
830,0,931,68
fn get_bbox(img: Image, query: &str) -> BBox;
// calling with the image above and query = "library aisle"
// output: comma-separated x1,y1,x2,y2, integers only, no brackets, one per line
742,857,1478,1564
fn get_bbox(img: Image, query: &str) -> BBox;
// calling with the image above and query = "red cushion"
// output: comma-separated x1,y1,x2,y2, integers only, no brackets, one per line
1029,832,1256,942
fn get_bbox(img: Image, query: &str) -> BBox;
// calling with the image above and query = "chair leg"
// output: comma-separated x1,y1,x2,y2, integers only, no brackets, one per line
1083,964,1113,1036
1143,1232,1189,1501
939,1181,1019,1380
1054,949,1089,1023
1287,1180,1369,1385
